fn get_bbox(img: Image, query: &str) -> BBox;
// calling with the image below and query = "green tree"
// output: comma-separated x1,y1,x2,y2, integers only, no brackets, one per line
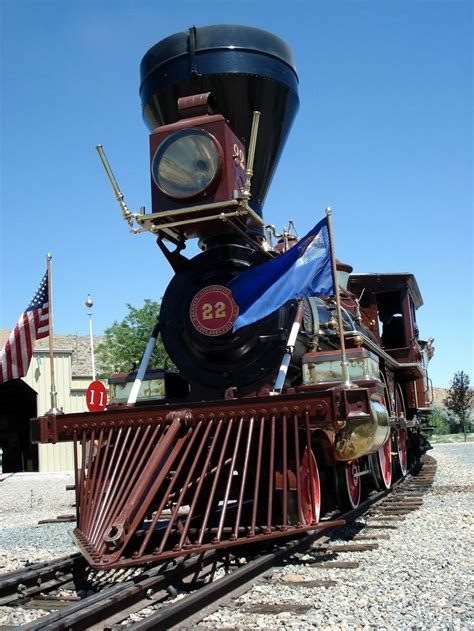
428,405,451,435
96,300,172,378
443,371,473,441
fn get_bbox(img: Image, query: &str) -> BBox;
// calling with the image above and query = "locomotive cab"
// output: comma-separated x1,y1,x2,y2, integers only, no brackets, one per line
348,273,423,360
348,272,434,412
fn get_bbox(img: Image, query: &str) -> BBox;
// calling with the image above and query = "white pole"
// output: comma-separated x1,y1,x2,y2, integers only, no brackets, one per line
273,301,304,393
46,253,60,414
127,327,159,405
85,295,96,381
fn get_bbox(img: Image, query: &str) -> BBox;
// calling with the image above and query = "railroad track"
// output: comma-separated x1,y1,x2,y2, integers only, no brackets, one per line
0,456,437,630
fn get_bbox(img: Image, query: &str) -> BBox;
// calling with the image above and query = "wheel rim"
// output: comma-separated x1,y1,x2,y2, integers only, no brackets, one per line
377,438,392,489
345,460,362,508
300,447,320,525
397,427,408,476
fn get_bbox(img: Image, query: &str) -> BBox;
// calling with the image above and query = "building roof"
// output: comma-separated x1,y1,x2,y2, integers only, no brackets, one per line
0,328,104,378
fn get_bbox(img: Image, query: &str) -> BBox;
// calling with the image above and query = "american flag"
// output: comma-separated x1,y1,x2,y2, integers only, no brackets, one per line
0,271,50,383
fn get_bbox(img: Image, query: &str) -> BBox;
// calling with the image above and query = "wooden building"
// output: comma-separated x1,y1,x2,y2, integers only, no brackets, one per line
0,330,102,472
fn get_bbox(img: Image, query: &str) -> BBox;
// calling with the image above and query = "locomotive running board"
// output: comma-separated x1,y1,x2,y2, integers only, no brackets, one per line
31,390,357,569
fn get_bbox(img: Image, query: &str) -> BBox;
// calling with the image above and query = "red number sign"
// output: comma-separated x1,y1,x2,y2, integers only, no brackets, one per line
189,285,239,336
86,380,108,412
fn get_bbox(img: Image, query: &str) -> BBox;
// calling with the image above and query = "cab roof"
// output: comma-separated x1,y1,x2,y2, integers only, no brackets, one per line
348,273,423,310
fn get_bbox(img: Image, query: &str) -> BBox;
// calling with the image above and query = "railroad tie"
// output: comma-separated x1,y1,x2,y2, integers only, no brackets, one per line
367,515,406,521
282,578,338,588
313,543,379,553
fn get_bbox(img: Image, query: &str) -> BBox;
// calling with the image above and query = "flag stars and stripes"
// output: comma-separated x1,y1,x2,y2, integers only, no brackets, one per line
0,271,50,383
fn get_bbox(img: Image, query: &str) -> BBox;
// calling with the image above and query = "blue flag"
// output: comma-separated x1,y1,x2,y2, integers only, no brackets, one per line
228,217,334,331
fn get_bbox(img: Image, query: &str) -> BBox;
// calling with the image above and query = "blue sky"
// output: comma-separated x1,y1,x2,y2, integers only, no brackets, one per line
1,0,472,388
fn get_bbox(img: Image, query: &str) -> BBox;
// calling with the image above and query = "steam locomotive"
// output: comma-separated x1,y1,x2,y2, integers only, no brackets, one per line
32,25,433,570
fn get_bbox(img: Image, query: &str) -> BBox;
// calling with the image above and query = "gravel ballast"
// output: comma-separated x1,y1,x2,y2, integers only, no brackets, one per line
0,443,472,630
201,443,474,630
0,471,76,572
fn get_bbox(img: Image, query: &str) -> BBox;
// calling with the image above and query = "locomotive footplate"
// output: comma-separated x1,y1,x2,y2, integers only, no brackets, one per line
30,384,382,570
30,384,375,444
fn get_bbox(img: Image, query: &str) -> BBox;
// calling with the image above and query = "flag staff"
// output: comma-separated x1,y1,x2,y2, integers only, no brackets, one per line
325,208,352,389
85,295,96,381
46,253,60,414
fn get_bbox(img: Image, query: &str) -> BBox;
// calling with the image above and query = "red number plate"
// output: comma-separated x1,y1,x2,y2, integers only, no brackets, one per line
86,380,108,412
189,285,239,336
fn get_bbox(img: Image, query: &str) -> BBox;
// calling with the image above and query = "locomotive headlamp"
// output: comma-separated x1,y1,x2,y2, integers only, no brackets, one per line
152,129,223,200
148,93,254,240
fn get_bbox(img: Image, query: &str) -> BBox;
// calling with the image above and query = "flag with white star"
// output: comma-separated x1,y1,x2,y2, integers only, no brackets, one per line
228,218,334,331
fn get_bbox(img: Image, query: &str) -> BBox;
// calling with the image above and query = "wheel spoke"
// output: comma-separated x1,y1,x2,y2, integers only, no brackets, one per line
397,427,408,476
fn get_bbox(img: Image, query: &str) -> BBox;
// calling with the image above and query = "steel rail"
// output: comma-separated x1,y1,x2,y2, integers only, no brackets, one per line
126,457,437,630
128,528,339,631
19,549,236,630
2,456,436,630
0,553,85,606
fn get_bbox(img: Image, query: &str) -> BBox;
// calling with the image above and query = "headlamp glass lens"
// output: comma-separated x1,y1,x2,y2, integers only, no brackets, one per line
153,129,220,199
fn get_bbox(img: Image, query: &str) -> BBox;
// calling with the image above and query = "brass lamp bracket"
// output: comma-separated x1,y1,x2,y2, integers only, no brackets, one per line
95,145,143,229
134,199,264,234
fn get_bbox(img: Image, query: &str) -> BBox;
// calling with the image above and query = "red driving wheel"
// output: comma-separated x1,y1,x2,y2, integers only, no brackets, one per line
336,459,361,510
300,447,321,525
397,426,408,476
377,438,393,489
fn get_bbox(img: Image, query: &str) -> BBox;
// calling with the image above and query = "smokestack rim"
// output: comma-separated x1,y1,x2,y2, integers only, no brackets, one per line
140,24,298,96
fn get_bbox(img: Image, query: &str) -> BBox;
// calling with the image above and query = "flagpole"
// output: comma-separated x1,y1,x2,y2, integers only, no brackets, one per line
46,253,60,414
85,295,96,381
325,208,352,389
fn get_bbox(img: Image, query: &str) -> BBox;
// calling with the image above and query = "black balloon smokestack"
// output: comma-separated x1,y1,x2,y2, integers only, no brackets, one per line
140,25,299,217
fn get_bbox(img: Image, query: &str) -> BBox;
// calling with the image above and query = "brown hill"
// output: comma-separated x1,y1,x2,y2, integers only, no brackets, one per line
432,386,474,411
